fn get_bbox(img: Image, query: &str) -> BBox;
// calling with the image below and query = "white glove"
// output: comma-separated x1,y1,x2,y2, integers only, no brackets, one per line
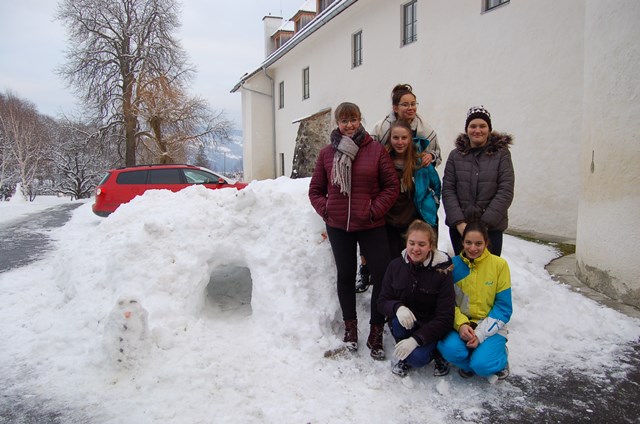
394,337,419,360
396,306,416,330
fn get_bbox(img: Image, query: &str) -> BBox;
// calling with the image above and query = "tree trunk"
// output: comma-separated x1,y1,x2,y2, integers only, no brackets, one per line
122,37,137,166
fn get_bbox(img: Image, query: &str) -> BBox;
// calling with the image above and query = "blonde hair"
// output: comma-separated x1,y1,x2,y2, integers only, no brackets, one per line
406,219,437,252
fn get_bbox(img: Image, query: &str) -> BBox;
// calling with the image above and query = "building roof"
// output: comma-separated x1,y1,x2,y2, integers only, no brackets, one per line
273,20,295,35
231,0,357,93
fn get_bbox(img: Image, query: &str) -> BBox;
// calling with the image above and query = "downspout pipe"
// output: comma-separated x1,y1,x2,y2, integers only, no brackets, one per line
262,66,277,178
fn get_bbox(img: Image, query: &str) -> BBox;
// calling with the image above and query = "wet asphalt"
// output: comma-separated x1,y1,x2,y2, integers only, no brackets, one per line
484,343,640,423
0,202,92,423
0,204,639,423
0,202,83,272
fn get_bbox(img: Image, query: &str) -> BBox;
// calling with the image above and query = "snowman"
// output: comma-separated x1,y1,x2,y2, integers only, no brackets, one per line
103,297,149,368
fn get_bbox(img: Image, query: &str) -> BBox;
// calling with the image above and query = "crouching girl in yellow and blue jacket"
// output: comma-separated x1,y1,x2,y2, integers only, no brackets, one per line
437,221,512,380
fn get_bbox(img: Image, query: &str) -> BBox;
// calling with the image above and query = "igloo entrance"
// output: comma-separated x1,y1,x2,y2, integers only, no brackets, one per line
205,265,252,316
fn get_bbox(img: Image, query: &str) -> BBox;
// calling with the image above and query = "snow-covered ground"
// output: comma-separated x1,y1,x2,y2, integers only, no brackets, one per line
0,177,638,423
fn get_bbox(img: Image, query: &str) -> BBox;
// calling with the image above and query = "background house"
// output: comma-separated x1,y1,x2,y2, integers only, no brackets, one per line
232,0,640,307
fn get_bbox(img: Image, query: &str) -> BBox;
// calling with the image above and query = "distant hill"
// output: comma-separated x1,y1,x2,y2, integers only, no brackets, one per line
207,130,243,176
189,129,243,178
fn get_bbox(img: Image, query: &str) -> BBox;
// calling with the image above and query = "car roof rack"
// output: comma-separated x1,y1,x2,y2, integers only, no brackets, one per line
114,163,197,170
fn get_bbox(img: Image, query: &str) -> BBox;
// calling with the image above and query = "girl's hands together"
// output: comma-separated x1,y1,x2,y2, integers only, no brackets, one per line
459,323,478,348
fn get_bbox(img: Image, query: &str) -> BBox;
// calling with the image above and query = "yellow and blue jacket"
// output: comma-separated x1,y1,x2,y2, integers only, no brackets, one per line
451,248,512,343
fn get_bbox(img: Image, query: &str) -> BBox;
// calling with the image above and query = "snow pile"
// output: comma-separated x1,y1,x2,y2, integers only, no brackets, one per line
0,177,638,423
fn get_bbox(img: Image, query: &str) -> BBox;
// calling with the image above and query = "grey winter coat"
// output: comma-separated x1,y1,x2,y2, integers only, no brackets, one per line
442,132,514,232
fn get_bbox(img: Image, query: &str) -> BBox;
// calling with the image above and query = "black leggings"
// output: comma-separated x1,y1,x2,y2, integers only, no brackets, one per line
386,225,408,260
448,225,504,256
326,225,390,325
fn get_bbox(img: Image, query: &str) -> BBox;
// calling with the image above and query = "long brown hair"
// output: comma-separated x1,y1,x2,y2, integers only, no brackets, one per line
386,120,418,192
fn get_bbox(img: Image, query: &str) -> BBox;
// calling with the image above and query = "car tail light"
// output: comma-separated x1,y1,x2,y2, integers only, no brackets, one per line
96,187,104,196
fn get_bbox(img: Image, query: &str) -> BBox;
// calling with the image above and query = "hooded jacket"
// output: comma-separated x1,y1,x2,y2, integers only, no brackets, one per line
442,132,514,232
378,249,455,346
309,129,399,232
451,248,512,344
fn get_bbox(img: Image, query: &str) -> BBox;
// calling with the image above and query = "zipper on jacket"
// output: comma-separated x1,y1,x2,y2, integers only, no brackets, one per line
346,195,352,231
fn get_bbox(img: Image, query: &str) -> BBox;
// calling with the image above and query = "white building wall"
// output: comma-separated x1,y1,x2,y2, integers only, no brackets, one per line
422,0,585,239
576,0,640,307
239,74,275,181
258,0,584,238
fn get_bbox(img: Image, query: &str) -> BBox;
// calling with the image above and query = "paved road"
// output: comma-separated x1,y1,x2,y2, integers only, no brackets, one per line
0,202,83,272
487,343,640,423
1,202,93,423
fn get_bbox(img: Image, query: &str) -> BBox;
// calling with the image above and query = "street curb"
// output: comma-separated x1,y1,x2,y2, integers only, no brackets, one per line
546,253,640,319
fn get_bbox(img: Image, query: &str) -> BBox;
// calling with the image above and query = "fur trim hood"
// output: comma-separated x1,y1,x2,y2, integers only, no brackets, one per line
454,132,513,156
402,249,452,271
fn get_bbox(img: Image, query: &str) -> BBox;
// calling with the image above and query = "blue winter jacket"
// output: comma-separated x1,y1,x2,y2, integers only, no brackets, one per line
413,137,441,227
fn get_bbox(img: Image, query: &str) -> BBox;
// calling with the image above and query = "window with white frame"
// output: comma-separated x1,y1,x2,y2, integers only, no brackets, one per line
302,67,310,100
279,81,285,109
484,0,509,12
352,31,362,68
402,0,417,46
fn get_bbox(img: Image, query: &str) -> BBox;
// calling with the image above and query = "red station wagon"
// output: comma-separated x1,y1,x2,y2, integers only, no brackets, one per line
92,164,248,217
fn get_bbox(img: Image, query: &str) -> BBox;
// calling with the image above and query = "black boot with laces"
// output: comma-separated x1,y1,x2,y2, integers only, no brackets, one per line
355,264,370,293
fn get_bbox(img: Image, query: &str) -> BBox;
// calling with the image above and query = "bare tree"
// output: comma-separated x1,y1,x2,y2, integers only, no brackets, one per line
56,0,192,166
52,119,110,200
0,92,49,200
0,93,14,196
135,75,233,164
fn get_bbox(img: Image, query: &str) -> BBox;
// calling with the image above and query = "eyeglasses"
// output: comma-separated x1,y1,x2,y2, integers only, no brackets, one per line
398,102,419,108
338,118,360,126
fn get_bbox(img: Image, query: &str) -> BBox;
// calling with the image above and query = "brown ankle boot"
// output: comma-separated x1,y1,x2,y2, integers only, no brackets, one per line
367,324,385,360
343,319,358,351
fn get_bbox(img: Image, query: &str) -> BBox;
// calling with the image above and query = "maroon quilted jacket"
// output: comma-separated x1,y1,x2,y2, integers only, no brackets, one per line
309,131,399,232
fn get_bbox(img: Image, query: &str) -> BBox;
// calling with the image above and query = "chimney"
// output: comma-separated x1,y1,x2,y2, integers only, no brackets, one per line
263,14,283,58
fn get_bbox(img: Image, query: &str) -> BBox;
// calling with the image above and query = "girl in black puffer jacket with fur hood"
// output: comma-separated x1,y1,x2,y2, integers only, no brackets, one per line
378,219,455,377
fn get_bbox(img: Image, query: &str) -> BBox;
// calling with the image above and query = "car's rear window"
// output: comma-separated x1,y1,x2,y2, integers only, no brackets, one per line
183,169,222,184
149,169,183,184
116,170,148,184
97,172,112,186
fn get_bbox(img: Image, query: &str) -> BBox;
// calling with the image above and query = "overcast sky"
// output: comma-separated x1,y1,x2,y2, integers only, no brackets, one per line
0,0,304,126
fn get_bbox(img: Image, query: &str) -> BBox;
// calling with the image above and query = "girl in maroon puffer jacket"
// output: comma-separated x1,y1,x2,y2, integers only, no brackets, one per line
309,102,399,360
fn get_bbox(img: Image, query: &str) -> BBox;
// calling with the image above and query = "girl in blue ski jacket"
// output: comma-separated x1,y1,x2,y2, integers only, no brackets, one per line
437,221,512,380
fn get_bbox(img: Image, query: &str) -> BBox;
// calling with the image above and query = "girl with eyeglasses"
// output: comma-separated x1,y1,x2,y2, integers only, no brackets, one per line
356,84,443,294
309,102,399,361
372,83,442,168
